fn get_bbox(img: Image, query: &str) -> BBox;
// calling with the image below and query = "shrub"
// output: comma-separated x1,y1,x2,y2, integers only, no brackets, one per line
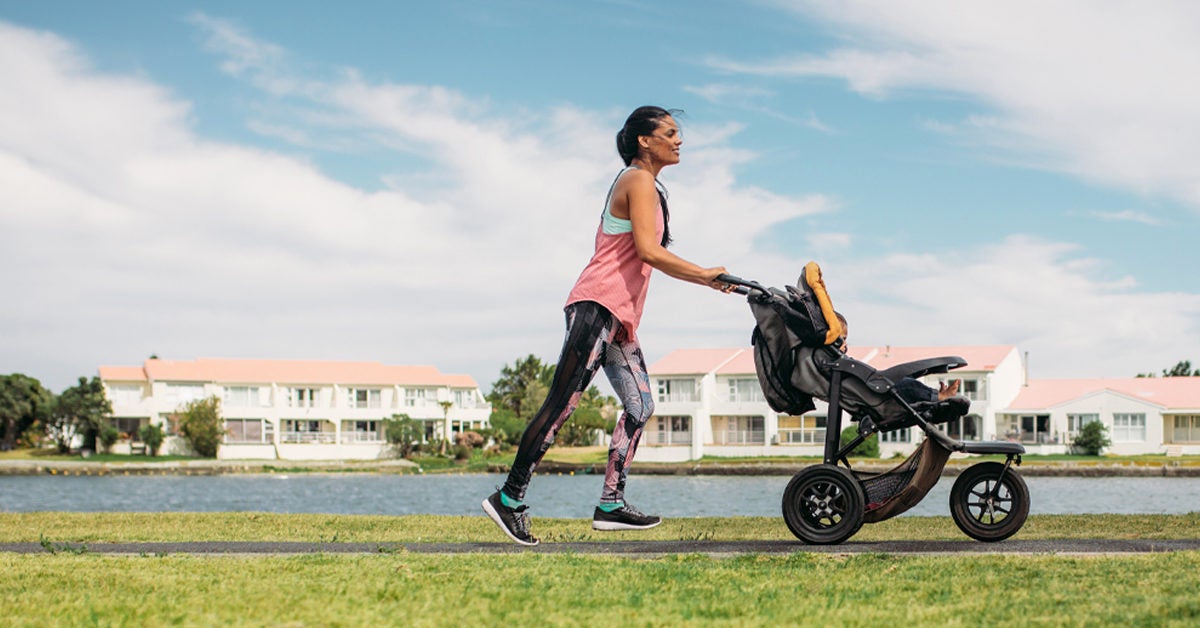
177,396,224,458
456,431,485,449
385,414,422,458
138,423,165,456
840,425,879,458
98,424,120,453
1073,420,1111,456
453,444,472,461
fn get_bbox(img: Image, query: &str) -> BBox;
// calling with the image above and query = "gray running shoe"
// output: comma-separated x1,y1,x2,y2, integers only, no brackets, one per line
592,503,662,531
482,491,540,546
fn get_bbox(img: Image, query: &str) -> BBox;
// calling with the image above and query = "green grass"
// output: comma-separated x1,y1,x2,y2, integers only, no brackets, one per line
3,513,1200,625
3,551,1199,625
3,512,1199,544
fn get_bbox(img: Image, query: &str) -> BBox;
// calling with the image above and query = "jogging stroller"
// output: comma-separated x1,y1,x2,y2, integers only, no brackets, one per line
720,262,1030,545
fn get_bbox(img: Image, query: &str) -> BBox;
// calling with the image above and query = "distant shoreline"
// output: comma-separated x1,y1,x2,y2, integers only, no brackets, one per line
2,458,1199,478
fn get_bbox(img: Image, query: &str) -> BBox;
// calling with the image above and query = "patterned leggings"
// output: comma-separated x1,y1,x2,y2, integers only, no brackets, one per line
502,301,655,504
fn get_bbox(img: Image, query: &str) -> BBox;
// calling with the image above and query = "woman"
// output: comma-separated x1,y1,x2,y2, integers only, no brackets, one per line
482,106,731,546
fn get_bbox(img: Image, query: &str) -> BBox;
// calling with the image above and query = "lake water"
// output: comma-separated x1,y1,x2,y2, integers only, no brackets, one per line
2,474,1199,517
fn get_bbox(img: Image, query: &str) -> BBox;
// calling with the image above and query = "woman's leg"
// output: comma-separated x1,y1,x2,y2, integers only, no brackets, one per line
599,334,655,505
501,302,617,502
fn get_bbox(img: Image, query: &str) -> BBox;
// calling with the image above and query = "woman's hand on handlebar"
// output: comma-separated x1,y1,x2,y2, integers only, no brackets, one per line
702,267,735,293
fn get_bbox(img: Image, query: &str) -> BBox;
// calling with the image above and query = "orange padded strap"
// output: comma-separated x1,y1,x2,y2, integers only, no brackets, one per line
804,261,843,345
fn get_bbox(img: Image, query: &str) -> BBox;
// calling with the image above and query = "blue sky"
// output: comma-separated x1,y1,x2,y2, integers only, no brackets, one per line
3,1,1198,392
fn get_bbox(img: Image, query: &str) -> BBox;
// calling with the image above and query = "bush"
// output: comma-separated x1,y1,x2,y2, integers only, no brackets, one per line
177,396,224,458
453,444,472,461
138,423,165,456
456,431,485,449
98,424,120,453
840,425,879,458
385,414,422,458
1073,420,1111,456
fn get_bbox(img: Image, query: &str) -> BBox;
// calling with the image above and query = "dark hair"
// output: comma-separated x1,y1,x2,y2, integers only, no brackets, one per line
615,106,681,247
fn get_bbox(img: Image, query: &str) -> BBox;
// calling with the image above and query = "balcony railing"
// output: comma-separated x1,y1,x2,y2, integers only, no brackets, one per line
340,431,383,444
778,428,825,445
712,430,765,445
644,431,692,446
280,432,336,444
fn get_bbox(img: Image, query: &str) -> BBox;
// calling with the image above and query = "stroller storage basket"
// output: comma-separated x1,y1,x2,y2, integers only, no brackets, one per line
855,438,951,523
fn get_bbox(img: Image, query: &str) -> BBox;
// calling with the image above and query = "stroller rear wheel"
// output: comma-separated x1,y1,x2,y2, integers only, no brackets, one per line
782,464,865,545
949,461,1030,542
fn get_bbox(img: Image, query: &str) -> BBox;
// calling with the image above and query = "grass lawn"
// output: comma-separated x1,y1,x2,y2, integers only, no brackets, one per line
3,513,1199,625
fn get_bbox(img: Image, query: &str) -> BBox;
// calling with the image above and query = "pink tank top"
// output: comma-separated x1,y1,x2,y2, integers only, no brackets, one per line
565,172,665,341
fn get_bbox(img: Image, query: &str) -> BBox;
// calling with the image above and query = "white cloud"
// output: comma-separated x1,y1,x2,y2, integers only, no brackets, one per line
734,1,1200,211
1075,209,1162,226
0,18,825,392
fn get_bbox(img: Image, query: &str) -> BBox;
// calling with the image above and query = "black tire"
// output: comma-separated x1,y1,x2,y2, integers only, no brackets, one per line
949,461,1030,542
782,464,866,545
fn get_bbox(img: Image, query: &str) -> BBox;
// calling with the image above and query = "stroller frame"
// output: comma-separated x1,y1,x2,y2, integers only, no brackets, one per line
720,270,1031,545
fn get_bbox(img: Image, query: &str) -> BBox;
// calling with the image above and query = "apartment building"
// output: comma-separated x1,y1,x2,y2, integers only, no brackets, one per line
99,358,491,461
643,344,1200,460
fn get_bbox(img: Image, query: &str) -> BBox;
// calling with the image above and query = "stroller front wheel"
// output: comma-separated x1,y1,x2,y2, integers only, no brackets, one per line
782,464,865,545
949,461,1030,542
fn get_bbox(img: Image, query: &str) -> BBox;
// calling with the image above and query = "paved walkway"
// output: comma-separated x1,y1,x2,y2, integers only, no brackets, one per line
5,539,1199,556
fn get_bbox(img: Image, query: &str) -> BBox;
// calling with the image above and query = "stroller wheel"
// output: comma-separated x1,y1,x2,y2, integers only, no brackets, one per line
782,464,865,545
949,461,1030,542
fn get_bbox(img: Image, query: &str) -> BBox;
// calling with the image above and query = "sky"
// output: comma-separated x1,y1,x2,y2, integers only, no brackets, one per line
3,0,1199,394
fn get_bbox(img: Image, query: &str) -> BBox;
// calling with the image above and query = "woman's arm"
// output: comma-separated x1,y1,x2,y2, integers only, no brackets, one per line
618,169,727,289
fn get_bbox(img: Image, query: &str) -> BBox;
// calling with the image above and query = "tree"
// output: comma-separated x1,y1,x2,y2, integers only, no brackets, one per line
47,376,112,453
1136,359,1199,378
1073,420,1111,455
487,355,554,418
0,374,53,451
177,396,224,458
138,423,165,456
384,413,422,458
839,425,879,458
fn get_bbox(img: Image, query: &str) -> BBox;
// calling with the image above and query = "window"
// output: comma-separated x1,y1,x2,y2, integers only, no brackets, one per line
224,386,261,408
107,385,144,406
282,419,333,444
656,379,697,403
341,420,382,443
289,388,319,408
453,389,476,408
647,415,691,445
1067,413,1101,438
778,414,825,444
165,383,205,405
348,388,382,409
958,379,984,401
880,427,911,443
727,378,764,403
1172,415,1200,443
404,388,429,407
226,419,273,444
1112,413,1146,442
715,415,764,445
111,417,144,439
937,414,981,441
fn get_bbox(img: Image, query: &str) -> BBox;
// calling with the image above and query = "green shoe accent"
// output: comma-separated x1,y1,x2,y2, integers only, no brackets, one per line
597,501,624,513
500,492,523,509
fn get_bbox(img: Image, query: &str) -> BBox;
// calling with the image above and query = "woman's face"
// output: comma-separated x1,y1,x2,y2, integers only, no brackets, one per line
642,116,682,166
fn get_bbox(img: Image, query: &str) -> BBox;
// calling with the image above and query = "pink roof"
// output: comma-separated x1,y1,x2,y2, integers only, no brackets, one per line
98,358,479,388
653,345,1016,377
1008,377,1200,411
855,345,1016,372
651,349,745,375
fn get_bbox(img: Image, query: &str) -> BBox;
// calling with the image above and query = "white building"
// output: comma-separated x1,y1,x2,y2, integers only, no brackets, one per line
642,344,1200,460
99,358,491,461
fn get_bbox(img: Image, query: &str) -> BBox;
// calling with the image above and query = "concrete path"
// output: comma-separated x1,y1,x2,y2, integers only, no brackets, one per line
5,539,1199,556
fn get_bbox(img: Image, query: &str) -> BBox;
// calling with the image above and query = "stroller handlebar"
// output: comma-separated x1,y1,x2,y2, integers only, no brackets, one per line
717,273,766,296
